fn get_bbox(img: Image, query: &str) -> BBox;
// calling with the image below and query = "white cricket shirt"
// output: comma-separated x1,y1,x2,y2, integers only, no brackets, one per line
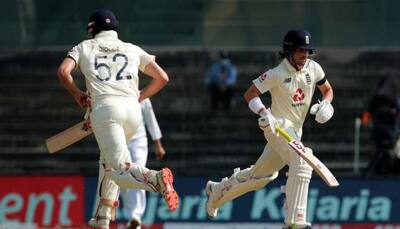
253,58,325,131
67,31,155,100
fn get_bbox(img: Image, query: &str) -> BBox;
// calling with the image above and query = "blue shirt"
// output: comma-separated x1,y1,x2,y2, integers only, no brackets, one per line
205,58,237,87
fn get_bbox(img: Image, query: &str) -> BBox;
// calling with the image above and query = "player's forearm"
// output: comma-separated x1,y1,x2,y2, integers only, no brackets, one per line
140,62,169,101
154,138,166,160
318,81,334,103
139,79,168,102
58,73,80,97
57,58,80,97
322,87,333,103
154,139,162,148
244,84,262,103
244,84,267,115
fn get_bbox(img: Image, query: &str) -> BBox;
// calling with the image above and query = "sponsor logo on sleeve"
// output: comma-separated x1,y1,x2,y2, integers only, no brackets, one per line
258,72,268,82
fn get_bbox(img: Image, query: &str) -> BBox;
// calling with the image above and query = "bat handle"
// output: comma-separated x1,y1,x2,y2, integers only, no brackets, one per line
84,107,90,120
266,108,293,142
265,108,277,135
276,127,293,142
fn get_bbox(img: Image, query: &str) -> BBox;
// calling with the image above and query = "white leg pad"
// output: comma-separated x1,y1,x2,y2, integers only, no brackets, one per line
105,167,158,192
90,163,120,228
207,167,278,215
284,162,313,226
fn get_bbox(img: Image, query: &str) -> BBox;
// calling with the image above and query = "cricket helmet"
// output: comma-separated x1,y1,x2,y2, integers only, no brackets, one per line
87,9,119,38
282,28,315,56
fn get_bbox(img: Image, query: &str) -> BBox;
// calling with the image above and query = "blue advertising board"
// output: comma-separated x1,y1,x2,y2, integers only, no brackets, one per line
85,176,400,224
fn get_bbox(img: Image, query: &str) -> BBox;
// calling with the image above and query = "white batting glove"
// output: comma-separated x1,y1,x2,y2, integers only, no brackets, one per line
258,115,272,132
310,100,334,124
258,109,282,135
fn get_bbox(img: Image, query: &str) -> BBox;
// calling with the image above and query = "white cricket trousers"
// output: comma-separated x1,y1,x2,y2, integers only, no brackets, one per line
91,96,142,210
121,137,148,222
91,96,142,169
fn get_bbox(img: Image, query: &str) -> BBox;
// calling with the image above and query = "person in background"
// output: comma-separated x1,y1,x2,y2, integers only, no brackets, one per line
363,75,400,176
205,51,237,112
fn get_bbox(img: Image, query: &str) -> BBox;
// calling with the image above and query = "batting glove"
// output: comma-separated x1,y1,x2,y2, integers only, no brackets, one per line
310,100,334,124
258,109,283,135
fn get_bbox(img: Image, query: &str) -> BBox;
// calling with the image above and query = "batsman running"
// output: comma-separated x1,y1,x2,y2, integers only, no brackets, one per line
57,9,178,229
205,29,334,229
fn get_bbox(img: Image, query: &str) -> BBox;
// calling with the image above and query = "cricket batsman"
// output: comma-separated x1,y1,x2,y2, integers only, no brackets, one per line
205,28,334,229
57,9,179,229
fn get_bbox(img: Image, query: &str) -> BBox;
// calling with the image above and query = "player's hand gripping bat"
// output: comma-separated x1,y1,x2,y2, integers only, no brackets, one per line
265,109,339,187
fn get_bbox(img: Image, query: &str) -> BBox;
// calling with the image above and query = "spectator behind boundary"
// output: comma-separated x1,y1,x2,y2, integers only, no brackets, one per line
204,51,237,112
363,75,400,176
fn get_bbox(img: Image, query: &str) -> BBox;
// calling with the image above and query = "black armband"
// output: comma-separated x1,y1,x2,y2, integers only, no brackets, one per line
316,77,326,85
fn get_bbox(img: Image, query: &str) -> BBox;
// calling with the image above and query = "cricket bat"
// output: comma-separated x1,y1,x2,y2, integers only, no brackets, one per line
266,109,339,187
46,120,93,153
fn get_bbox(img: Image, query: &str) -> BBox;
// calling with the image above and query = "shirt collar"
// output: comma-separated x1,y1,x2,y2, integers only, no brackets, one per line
95,30,118,39
283,58,309,73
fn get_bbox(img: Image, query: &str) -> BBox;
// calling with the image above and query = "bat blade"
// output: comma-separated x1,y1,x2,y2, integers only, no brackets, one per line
275,126,339,187
46,121,93,153
287,139,339,187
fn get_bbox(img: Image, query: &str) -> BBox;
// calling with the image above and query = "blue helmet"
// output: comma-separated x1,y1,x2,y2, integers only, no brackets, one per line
283,29,314,56
87,9,119,38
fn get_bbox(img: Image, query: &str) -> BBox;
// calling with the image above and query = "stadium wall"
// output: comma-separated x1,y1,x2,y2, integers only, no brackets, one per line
2,0,400,48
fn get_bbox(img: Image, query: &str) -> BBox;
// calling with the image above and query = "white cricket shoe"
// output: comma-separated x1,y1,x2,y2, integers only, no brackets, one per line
88,217,109,229
205,180,220,218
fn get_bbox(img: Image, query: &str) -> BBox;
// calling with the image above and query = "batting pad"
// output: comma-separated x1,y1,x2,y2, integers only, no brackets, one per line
106,169,157,192
285,163,312,226
93,164,120,221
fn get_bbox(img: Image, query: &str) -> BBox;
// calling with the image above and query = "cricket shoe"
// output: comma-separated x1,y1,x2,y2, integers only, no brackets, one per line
88,217,109,229
283,223,312,229
156,168,179,211
126,218,141,229
205,180,221,218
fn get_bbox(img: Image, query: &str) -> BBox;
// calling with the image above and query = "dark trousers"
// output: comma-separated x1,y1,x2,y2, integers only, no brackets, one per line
208,85,234,111
364,109,398,176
